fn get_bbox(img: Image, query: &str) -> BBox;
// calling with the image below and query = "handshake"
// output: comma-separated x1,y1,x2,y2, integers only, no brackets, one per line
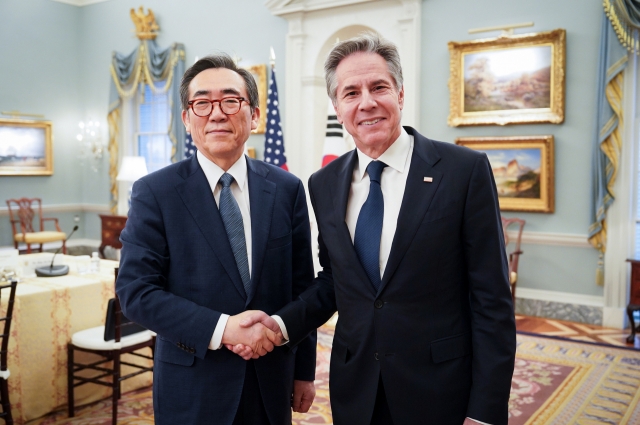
221,310,283,360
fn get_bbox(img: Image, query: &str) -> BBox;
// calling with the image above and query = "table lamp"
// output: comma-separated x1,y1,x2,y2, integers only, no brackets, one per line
116,156,148,214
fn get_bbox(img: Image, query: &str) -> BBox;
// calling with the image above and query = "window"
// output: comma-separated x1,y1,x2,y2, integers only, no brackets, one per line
136,84,172,173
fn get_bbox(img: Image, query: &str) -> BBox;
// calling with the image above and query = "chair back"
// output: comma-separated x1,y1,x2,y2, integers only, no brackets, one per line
501,216,525,304
104,268,147,342
0,280,18,373
6,198,42,234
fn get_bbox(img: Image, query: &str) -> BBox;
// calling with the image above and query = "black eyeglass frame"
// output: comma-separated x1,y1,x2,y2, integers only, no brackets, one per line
187,96,247,117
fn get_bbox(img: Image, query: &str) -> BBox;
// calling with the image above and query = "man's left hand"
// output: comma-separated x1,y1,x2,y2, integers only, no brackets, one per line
292,380,315,413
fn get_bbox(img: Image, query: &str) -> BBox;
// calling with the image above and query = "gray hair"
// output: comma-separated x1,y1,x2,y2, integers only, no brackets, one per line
324,33,403,103
179,53,259,112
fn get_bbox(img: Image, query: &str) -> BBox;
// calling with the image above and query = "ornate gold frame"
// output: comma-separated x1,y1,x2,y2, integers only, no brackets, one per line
0,118,53,176
244,64,268,134
448,29,565,127
455,135,554,213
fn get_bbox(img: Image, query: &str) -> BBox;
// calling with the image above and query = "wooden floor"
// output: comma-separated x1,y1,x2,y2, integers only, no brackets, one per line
516,314,639,349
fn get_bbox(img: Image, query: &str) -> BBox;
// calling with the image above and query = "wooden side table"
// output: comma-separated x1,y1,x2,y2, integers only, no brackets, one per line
99,215,127,259
626,259,640,342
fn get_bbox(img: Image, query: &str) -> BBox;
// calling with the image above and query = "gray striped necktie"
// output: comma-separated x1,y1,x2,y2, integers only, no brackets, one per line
218,173,251,296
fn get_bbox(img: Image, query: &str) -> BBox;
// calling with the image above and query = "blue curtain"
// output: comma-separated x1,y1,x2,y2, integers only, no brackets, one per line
107,40,185,213
588,10,630,285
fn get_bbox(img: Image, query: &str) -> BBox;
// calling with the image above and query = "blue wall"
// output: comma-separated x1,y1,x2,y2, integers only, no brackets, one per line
0,0,607,297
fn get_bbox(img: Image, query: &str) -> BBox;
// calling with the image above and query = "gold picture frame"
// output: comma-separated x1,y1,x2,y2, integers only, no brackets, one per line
244,64,267,134
448,29,566,127
0,118,53,176
456,135,554,213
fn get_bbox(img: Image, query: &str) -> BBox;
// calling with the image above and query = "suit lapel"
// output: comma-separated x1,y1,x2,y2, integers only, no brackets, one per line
329,150,378,296
246,159,276,306
175,155,247,300
380,128,442,293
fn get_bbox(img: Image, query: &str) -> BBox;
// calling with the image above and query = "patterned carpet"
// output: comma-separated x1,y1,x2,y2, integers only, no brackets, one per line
27,323,640,425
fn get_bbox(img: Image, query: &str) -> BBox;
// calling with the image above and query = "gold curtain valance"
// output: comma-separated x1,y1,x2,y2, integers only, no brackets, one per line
604,0,640,54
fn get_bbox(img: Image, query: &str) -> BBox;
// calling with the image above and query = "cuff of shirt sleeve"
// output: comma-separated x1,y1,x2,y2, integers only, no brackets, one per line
209,314,230,350
467,418,491,425
271,315,289,344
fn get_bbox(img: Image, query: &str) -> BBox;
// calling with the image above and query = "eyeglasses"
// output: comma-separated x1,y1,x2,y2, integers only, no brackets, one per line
187,97,246,117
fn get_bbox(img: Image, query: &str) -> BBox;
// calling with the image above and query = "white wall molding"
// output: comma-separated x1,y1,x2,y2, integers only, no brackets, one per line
507,231,590,248
51,0,111,6
266,0,422,184
517,287,604,307
0,203,110,216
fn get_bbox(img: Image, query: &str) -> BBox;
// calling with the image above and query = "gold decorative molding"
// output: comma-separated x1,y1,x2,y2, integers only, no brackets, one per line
130,6,159,40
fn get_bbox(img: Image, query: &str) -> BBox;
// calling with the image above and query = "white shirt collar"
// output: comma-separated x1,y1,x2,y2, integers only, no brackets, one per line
196,151,248,191
355,127,411,181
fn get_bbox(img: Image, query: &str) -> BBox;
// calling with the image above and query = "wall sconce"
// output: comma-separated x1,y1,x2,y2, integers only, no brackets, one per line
77,120,104,172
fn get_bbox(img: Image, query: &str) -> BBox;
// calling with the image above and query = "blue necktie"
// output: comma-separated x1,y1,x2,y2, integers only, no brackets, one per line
218,173,251,297
354,161,387,290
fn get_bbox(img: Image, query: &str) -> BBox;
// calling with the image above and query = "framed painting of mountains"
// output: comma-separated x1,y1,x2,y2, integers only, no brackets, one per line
448,29,565,126
456,135,554,213
0,119,53,176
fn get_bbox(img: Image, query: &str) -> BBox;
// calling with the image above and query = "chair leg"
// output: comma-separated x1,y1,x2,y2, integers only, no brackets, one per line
67,345,75,418
62,241,67,255
112,353,120,425
26,244,31,254
0,377,12,425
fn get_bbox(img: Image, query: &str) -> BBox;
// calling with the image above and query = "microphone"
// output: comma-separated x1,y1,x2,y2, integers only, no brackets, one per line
35,225,79,277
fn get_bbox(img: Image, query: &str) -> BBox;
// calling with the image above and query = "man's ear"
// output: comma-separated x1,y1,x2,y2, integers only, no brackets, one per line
182,109,191,133
333,101,343,124
398,85,405,110
250,107,260,131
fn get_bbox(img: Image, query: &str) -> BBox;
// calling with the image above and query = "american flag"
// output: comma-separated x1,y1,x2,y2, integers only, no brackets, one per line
185,133,196,158
263,67,288,171
321,100,347,167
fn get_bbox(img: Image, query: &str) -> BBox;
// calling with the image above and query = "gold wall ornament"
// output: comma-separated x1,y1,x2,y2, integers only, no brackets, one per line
130,6,159,40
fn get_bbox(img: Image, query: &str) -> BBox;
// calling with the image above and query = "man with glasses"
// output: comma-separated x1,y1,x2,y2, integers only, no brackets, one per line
116,54,317,425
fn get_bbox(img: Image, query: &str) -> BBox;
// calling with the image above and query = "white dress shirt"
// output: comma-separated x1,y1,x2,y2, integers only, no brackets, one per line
196,151,252,350
346,128,413,277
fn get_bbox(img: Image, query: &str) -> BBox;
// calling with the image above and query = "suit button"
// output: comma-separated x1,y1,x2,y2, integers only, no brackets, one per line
374,300,383,309
374,352,379,360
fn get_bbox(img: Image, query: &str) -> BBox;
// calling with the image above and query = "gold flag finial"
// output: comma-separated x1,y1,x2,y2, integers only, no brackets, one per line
130,6,159,40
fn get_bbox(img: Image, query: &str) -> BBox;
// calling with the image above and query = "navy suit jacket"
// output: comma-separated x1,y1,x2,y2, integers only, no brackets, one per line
277,127,516,425
116,154,316,425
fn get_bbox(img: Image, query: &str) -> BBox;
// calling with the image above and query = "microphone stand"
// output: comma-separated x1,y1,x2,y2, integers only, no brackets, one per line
35,225,79,277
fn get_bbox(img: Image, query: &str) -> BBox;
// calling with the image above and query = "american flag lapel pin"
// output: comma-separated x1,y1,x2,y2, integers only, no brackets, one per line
424,177,433,182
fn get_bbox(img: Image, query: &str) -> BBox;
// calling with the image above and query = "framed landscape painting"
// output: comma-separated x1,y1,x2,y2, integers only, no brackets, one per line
455,135,554,213
0,119,52,176
244,64,267,134
448,29,565,126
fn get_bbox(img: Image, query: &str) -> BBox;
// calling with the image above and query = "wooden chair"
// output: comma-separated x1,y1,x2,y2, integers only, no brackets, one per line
501,216,525,305
6,198,67,254
0,279,18,425
67,268,154,425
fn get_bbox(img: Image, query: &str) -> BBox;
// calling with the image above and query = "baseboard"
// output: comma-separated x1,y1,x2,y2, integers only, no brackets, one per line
516,287,604,306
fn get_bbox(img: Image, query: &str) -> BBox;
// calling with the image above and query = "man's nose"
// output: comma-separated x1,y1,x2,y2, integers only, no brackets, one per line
359,91,376,110
209,102,228,121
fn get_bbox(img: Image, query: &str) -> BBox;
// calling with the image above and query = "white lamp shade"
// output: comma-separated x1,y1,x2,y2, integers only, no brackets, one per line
116,156,148,182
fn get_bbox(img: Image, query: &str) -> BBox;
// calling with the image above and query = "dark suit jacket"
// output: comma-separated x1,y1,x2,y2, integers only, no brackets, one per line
277,127,516,425
116,154,316,425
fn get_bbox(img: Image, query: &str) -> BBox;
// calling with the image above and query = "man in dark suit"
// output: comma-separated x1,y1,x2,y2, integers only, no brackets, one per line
236,34,516,425
116,54,317,425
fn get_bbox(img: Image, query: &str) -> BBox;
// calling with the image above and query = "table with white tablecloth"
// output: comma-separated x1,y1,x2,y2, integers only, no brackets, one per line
1,255,152,424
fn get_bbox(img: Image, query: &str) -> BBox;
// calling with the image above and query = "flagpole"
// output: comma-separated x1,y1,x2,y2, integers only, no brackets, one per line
270,46,276,69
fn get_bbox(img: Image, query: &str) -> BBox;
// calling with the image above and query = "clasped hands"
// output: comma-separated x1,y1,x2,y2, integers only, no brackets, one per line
221,310,283,360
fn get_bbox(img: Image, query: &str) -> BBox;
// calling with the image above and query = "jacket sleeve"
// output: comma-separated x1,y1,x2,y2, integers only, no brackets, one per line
276,173,338,347
290,181,318,381
463,154,517,425
116,178,221,359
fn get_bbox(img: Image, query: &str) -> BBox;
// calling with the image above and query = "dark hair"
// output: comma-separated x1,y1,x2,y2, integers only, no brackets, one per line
324,32,403,103
179,53,259,112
